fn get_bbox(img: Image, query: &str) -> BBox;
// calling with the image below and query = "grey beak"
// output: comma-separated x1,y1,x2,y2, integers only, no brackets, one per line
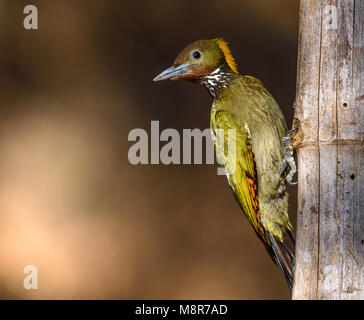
153,63,190,81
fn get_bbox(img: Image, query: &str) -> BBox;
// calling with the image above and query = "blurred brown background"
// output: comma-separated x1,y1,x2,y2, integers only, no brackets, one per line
0,0,299,299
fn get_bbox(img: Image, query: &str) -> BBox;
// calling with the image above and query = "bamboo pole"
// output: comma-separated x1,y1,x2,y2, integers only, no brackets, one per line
292,0,364,299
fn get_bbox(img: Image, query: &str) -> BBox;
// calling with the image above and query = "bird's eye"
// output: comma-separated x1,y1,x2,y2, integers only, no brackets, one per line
193,51,201,59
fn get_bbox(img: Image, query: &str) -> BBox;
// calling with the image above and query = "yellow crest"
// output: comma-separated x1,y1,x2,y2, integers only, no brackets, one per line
216,38,238,74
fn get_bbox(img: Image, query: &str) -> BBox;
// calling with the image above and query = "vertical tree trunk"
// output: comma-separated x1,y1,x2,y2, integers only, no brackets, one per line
292,0,364,299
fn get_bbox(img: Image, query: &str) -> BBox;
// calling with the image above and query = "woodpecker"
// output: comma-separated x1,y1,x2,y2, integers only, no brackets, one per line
154,38,296,292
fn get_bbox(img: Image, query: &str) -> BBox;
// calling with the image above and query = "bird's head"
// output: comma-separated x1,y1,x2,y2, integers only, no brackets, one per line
153,38,238,83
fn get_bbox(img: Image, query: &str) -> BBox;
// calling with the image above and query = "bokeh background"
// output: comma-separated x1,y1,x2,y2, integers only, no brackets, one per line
0,0,299,299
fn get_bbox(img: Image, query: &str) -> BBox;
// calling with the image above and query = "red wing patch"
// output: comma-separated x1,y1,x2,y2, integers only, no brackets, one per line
246,176,265,240
246,138,265,241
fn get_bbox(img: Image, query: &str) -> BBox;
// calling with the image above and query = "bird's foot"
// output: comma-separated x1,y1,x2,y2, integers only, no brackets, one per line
292,99,297,110
278,129,297,185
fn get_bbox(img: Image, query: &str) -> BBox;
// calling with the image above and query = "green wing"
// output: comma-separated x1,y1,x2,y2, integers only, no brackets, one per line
212,110,268,244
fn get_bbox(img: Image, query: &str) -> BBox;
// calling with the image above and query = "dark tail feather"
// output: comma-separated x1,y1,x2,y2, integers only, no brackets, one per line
288,230,295,247
267,231,295,294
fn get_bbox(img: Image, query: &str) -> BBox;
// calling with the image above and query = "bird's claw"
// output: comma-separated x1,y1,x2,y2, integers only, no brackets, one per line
278,129,297,185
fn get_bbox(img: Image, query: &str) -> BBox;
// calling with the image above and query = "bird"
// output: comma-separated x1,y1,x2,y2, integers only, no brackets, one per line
153,38,296,293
